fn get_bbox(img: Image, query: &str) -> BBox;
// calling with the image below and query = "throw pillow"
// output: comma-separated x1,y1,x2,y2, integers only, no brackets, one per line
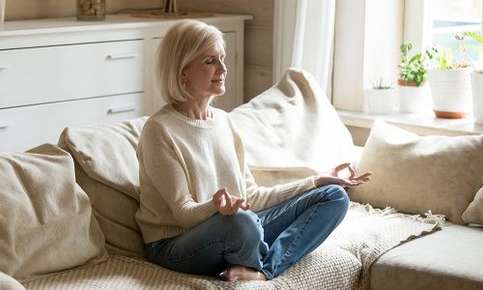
59,117,147,257
349,121,483,224
462,186,483,225
0,144,107,280
230,68,355,183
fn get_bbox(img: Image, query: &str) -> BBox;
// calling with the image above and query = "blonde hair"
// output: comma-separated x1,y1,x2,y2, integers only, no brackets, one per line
157,20,225,104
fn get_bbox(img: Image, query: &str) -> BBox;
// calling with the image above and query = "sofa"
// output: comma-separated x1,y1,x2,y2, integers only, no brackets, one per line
1,69,482,290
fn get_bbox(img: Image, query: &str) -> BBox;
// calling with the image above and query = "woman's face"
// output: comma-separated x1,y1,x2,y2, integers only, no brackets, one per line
181,42,227,101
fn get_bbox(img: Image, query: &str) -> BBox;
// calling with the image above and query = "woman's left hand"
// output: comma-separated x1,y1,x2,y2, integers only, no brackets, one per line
315,163,371,188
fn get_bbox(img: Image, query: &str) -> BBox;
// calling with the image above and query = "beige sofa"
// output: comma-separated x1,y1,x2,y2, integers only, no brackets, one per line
1,69,482,290
352,121,483,290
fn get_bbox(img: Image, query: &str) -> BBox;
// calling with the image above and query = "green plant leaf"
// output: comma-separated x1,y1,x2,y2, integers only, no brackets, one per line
464,31,483,45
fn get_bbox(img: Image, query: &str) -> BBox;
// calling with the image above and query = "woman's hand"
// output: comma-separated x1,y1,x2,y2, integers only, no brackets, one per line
212,188,250,215
315,163,371,188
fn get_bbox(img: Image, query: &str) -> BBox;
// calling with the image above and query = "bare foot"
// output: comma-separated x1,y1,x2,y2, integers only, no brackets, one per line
220,265,267,282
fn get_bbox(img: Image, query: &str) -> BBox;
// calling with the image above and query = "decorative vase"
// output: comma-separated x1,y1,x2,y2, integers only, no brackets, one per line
77,0,106,21
471,71,483,124
427,69,472,119
397,80,431,113
365,88,396,114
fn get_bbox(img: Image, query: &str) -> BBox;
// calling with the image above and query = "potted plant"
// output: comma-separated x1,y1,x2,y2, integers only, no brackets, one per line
464,31,483,124
398,43,433,113
365,78,396,114
427,39,472,119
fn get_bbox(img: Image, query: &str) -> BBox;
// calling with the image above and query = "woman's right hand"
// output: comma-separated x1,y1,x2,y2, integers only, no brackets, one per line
315,163,371,188
212,188,250,215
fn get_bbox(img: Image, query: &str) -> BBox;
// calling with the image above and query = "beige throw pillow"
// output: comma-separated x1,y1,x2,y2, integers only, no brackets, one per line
462,187,483,225
230,68,355,176
350,121,483,224
0,144,107,280
59,117,147,257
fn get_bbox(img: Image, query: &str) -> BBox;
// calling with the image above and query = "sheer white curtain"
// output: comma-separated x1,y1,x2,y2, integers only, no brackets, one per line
273,0,336,98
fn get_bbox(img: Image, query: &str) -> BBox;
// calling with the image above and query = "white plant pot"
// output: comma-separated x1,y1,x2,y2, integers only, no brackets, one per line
427,69,472,118
398,83,431,113
365,88,396,114
471,71,483,124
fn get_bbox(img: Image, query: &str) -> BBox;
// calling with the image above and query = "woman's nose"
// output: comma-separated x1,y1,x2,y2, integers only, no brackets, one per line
217,60,227,74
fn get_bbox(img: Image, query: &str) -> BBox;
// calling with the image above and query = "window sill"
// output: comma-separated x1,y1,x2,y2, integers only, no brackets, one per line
337,110,483,136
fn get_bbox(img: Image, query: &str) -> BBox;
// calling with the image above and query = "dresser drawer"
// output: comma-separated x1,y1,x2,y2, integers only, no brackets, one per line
0,40,144,108
0,93,145,152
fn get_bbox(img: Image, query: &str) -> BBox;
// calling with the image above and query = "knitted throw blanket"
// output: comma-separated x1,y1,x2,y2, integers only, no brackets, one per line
22,202,441,290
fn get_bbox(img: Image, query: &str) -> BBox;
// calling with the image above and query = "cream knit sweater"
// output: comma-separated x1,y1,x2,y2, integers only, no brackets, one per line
136,105,316,243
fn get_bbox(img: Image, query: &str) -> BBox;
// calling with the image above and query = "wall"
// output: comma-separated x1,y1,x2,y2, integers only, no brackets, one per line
364,0,404,103
4,0,274,102
332,0,366,111
332,0,403,112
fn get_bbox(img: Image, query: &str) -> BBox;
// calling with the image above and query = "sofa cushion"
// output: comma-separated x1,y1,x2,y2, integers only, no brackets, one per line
349,121,483,224
0,144,107,280
74,162,144,257
370,223,483,290
463,186,483,225
59,117,147,257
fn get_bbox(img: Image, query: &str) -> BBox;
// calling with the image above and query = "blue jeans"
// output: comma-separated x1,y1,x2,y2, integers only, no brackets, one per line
144,185,349,280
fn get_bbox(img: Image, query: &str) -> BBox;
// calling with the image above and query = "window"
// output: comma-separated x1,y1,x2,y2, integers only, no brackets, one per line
430,0,482,64
404,0,482,59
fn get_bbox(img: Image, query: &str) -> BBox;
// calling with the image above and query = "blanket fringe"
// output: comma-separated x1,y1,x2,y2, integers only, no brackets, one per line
349,202,446,228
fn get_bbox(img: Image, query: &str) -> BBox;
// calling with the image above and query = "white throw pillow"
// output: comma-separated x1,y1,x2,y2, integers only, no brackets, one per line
349,121,483,224
0,144,107,280
230,68,355,183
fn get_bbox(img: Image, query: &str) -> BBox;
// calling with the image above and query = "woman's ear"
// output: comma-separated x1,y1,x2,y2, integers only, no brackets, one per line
180,70,189,86
180,67,189,80
179,70,186,82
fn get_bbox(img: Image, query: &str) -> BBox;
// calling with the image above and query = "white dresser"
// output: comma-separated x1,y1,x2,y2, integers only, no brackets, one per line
0,14,250,152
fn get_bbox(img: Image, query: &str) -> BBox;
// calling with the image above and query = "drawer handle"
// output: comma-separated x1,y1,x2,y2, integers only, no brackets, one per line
106,54,137,61
107,105,136,114
0,122,9,129
0,66,8,71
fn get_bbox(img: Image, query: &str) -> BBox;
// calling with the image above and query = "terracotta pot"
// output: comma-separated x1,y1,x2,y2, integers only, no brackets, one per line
397,79,420,87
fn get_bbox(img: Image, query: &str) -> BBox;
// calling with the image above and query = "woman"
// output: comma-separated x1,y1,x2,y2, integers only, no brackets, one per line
136,20,370,282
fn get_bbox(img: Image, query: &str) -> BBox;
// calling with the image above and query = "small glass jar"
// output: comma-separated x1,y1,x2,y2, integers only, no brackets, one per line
77,0,106,21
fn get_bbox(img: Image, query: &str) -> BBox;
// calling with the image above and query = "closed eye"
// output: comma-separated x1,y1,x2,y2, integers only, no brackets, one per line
205,55,225,65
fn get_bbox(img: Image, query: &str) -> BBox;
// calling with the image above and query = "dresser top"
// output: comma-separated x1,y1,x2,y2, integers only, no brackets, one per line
0,13,252,37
